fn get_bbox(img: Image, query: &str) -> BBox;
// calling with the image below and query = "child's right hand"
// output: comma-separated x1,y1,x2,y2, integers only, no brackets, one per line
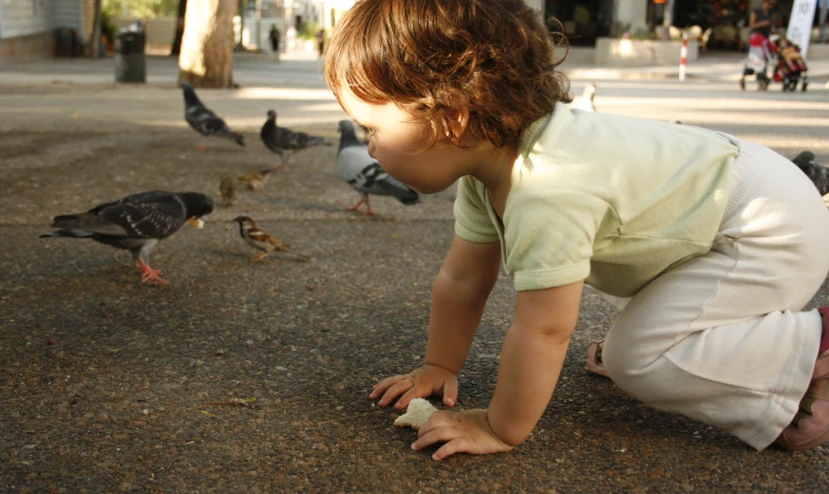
370,364,458,410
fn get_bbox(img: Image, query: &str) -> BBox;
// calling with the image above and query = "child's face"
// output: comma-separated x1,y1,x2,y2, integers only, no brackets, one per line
337,87,476,194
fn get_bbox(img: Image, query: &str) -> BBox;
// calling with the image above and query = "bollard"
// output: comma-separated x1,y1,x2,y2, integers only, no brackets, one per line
679,31,688,82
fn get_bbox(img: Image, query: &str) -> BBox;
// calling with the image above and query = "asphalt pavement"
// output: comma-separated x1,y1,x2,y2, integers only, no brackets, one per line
1,49,829,492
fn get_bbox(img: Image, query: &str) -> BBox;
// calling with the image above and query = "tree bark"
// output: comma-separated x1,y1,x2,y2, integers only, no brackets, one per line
178,0,236,88
88,0,103,58
170,0,188,56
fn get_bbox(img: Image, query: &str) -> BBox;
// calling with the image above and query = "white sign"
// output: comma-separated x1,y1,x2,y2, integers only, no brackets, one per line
787,0,818,57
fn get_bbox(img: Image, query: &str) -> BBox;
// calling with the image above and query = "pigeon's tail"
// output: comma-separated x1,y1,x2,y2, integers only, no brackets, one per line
40,229,93,238
308,136,331,147
398,194,421,206
215,127,245,146
50,213,98,230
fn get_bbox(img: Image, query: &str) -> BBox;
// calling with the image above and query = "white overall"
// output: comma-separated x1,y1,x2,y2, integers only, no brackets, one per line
599,139,829,449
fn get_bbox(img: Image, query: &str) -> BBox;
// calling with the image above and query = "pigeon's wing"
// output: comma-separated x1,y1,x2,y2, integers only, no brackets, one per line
798,161,829,197
813,166,829,197
337,145,373,184
261,123,288,152
96,199,188,239
186,105,224,136
355,163,420,204
286,131,308,149
289,131,326,150
305,135,328,148
275,127,297,150
85,190,172,215
337,143,420,204
49,212,133,237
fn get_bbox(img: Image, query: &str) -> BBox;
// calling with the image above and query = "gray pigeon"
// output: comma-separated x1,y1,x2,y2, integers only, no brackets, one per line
40,191,214,285
180,82,245,151
336,120,420,216
260,109,330,168
792,150,829,197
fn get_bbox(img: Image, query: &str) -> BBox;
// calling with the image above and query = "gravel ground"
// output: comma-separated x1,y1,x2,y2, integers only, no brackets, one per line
2,54,829,492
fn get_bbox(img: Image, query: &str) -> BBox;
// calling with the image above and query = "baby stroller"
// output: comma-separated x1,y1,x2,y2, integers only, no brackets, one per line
769,35,809,92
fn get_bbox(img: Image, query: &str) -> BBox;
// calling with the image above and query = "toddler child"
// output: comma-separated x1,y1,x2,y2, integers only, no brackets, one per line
324,0,829,460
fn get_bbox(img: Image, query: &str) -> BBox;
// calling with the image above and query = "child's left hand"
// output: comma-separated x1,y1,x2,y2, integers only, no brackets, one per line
411,408,514,460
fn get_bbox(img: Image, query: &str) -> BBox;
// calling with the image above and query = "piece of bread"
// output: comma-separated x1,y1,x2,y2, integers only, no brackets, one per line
393,398,438,430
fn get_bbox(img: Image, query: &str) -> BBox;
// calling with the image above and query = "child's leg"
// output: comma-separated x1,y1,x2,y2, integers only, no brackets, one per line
600,139,829,450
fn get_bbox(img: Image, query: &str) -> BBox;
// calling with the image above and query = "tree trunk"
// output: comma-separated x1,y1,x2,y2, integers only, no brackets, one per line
170,0,188,56
88,0,103,58
178,0,236,88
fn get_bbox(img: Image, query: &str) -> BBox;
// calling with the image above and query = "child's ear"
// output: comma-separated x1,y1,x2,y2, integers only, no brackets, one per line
443,106,470,141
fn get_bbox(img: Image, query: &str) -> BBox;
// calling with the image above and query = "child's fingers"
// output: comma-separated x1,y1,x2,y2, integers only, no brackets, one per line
393,385,433,409
377,380,415,407
442,380,458,407
369,375,404,398
411,419,464,457
432,438,470,460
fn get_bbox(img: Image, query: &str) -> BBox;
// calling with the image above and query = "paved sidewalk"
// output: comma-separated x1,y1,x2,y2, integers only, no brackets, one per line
2,47,829,493
565,53,829,83
2,49,828,88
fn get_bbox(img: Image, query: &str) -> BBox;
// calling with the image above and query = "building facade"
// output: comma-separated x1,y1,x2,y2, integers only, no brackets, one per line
1,0,93,63
543,0,805,47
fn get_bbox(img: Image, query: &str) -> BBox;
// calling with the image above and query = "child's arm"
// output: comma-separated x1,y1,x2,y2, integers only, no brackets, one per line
370,235,502,408
412,281,583,459
488,281,583,444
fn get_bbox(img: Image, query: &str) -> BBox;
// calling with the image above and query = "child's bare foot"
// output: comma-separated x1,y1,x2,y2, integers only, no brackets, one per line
775,307,829,451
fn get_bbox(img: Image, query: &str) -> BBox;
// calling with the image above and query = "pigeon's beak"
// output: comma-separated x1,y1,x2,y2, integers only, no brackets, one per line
187,218,205,229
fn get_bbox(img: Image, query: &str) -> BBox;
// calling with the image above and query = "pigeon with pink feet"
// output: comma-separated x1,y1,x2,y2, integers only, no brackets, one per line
40,191,213,285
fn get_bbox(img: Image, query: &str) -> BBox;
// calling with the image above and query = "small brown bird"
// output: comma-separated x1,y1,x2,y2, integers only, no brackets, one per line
233,215,309,262
238,169,272,191
219,175,238,206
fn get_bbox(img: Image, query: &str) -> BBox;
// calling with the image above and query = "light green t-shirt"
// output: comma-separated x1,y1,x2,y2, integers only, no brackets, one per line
453,102,739,297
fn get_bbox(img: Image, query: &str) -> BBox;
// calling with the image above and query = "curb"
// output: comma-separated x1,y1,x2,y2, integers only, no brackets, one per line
566,68,829,83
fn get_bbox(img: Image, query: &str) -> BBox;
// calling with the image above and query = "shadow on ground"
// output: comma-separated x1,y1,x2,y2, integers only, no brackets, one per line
2,76,829,492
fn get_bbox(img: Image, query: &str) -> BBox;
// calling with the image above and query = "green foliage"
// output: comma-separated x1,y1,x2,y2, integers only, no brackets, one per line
296,21,322,41
100,10,117,37
102,0,180,19
629,26,657,40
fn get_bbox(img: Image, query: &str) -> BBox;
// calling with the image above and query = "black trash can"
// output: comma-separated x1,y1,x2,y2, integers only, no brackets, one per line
115,31,146,83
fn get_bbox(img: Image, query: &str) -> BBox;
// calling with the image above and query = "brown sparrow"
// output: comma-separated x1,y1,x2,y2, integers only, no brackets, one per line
238,169,273,191
219,175,238,206
232,216,309,262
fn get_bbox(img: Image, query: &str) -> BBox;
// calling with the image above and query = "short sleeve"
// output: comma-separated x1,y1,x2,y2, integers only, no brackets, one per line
453,176,500,244
504,189,611,291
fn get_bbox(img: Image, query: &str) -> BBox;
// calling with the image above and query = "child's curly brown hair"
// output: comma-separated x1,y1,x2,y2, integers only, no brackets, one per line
324,0,571,148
